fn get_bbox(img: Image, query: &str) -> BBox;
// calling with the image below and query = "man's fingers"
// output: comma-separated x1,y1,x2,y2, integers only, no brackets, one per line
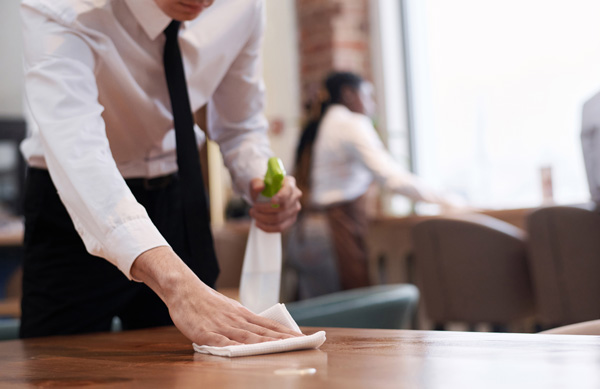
254,217,298,233
251,203,281,213
250,205,299,224
220,327,279,344
252,198,301,216
272,185,301,207
271,184,292,204
251,212,298,232
244,314,304,337
201,332,243,347
248,205,298,227
252,221,281,233
238,321,297,340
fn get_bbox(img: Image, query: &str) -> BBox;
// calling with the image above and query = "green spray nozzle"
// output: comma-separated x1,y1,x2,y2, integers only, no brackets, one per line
261,157,286,199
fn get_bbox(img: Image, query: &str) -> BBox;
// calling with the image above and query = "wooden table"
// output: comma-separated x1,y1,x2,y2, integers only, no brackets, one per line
1,326,599,388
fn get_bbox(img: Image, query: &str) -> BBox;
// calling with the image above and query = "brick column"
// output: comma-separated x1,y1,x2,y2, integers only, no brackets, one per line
296,0,372,108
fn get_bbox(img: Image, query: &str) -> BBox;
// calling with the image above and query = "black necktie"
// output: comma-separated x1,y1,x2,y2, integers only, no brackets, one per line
163,20,219,287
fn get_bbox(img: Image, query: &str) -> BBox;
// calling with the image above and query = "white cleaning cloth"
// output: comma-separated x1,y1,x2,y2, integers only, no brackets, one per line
193,303,326,358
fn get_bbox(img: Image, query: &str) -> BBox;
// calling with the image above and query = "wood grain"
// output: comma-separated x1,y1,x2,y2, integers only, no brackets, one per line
1,326,599,388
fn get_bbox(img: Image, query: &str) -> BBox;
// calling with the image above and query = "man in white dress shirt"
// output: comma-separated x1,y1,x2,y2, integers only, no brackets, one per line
19,0,302,346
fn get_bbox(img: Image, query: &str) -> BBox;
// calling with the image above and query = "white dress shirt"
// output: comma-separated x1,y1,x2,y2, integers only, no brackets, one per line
310,105,441,207
581,91,600,203
20,0,272,279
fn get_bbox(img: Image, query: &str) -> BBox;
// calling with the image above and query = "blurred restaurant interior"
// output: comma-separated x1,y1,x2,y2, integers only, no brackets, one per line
1,0,600,340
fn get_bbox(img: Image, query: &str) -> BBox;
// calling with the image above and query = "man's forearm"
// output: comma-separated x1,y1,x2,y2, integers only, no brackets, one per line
130,246,202,305
130,245,302,346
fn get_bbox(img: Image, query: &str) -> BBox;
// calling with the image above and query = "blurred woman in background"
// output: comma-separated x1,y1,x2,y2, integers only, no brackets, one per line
293,71,461,291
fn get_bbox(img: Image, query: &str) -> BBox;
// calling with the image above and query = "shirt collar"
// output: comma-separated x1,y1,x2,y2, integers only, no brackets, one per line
125,0,173,41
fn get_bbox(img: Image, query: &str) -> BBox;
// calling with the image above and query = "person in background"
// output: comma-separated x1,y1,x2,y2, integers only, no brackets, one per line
294,71,462,291
19,0,302,345
581,90,600,205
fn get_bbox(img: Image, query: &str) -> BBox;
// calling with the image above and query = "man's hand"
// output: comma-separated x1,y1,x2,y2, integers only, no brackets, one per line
249,175,302,232
131,246,303,346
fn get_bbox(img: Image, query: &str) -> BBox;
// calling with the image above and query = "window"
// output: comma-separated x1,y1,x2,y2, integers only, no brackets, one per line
401,0,600,209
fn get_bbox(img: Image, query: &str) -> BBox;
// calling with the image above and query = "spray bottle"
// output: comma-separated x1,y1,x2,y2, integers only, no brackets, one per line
239,157,286,313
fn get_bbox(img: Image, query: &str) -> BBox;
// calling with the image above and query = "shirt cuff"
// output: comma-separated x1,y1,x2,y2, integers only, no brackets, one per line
104,217,170,281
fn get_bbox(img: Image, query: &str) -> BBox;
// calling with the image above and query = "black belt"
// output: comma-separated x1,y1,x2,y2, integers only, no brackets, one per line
125,173,178,190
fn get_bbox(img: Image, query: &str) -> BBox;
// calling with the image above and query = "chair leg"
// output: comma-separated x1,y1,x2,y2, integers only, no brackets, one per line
491,324,507,332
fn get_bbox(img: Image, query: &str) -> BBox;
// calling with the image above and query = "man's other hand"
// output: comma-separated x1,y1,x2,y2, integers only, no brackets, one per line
248,175,302,232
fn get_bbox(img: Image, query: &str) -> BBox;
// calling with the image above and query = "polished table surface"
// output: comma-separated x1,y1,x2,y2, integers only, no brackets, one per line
1,326,599,388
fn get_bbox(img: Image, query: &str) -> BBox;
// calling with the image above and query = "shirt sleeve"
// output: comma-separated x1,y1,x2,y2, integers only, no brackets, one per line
344,115,445,204
206,0,272,202
21,5,169,280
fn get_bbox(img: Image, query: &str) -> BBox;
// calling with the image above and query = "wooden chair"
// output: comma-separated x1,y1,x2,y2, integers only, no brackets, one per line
411,214,534,331
526,204,600,328
540,319,600,335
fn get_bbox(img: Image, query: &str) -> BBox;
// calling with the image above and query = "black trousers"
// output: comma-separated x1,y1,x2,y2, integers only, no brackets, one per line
20,168,207,338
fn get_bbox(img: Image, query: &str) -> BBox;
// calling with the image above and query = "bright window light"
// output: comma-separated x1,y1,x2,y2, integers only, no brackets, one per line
402,0,600,209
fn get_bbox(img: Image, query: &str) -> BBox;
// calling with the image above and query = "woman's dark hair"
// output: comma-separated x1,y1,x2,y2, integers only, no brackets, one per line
294,72,364,203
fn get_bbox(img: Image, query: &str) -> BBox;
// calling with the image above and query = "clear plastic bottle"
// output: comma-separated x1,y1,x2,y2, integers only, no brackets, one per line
239,158,285,313
239,218,281,313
